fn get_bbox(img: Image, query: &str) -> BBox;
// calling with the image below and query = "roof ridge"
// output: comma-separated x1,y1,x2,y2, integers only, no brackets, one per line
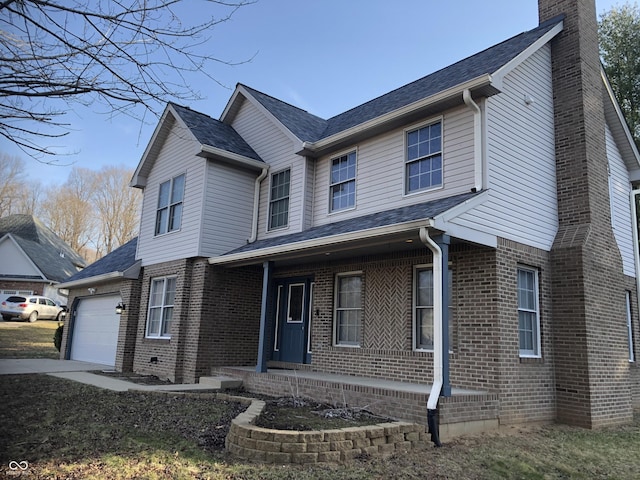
239,84,327,121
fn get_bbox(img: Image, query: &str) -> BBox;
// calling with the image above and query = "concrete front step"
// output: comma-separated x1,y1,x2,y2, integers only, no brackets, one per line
199,375,243,390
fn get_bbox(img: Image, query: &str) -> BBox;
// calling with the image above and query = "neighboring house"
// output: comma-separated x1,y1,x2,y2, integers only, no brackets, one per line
0,214,85,305
58,0,640,432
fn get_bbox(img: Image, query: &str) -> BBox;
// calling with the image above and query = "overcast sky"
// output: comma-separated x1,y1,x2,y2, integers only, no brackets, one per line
0,0,623,186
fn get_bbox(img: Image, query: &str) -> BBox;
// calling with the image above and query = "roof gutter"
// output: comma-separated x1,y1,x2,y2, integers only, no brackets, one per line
299,74,494,156
56,271,125,290
198,145,267,172
209,218,428,266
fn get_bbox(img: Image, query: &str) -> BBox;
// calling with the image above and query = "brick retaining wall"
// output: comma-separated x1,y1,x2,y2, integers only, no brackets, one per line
225,397,430,463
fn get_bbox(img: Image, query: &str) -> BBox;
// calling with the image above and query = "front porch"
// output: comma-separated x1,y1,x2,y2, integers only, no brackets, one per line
213,365,500,438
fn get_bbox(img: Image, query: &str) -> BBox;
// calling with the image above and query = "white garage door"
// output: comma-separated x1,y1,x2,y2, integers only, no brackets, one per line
70,294,121,366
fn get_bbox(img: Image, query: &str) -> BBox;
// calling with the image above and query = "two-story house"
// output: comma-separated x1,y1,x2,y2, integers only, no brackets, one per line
58,0,640,432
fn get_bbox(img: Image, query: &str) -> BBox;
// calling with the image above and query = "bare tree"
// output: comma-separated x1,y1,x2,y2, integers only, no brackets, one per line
0,153,42,216
0,0,252,157
40,167,96,252
92,165,141,256
0,154,25,216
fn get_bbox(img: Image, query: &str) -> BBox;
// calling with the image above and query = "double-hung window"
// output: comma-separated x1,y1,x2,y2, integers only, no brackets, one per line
155,174,185,235
414,266,453,351
406,121,442,193
269,169,290,230
330,151,356,212
146,276,176,339
334,273,362,346
518,267,541,357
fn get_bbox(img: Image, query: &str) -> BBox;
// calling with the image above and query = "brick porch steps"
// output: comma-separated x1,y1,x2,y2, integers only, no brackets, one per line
211,366,500,434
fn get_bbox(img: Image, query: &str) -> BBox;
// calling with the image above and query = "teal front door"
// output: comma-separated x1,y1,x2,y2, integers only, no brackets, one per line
273,277,313,364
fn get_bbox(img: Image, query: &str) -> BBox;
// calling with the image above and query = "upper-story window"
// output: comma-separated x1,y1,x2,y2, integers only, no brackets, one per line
269,169,290,230
406,121,442,194
155,174,185,236
330,151,357,212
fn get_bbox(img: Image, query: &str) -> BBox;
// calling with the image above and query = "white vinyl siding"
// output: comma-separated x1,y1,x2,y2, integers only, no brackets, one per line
312,107,475,226
201,161,257,257
136,120,206,267
230,98,304,239
454,45,558,251
606,121,636,277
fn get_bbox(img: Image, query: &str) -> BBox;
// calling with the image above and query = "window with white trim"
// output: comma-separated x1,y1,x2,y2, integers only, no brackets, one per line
518,267,541,357
406,121,442,193
155,174,185,235
146,276,176,338
330,151,356,212
269,169,290,230
334,273,362,346
627,291,635,362
413,266,453,351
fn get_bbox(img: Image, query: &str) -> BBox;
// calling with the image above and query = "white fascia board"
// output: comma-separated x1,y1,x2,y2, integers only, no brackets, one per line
302,75,494,154
230,85,302,146
491,21,564,89
209,219,428,265
198,145,267,172
56,271,124,289
130,105,177,188
601,68,640,169
0,234,46,280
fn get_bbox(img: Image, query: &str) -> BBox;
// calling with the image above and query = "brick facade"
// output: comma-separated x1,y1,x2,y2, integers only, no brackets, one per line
128,259,262,383
540,0,633,427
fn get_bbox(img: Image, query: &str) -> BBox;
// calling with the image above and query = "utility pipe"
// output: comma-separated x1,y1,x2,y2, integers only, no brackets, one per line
419,227,444,446
463,89,484,192
248,167,269,243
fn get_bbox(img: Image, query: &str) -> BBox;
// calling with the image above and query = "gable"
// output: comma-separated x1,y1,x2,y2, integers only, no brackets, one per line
0,235,43,279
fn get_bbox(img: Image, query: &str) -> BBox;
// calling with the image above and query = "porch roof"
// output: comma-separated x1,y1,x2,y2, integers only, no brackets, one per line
210,190,489,267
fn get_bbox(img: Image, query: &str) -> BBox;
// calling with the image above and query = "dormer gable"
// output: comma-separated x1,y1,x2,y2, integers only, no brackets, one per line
131,102,263,189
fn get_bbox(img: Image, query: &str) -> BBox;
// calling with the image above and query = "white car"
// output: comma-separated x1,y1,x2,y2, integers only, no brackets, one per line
1,295,67,322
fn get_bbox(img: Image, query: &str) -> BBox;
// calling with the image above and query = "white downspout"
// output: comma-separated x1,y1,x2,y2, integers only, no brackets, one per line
463,89,483,192
419,226,443,410
248,167,269,243
630,190,640,318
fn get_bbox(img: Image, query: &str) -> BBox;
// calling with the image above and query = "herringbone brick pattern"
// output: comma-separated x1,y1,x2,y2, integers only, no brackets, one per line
364,264,411,350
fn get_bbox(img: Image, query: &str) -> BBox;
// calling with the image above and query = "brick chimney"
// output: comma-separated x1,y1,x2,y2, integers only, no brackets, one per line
539,0,632,427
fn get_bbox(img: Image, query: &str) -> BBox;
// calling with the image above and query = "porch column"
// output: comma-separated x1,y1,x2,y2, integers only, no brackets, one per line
435,234,451,397
256,260,273,373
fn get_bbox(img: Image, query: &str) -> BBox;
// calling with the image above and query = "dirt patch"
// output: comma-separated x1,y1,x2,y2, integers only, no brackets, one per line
254,396,392,431
90,369,174,385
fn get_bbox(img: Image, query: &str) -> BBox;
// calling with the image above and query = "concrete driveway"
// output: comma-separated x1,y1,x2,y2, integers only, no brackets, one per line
0,358,110,375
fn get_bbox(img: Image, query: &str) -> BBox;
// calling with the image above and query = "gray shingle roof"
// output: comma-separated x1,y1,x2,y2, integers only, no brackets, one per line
63,237,138,283
241,17,563,142
0,214,86,282
224,191,481,255
169,103,262,161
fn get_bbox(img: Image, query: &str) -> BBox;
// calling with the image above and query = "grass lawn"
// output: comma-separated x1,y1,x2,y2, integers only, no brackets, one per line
0,320,60,359
1,323,640,479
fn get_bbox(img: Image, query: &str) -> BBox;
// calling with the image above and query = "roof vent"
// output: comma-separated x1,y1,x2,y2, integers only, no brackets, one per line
59,251,65,258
